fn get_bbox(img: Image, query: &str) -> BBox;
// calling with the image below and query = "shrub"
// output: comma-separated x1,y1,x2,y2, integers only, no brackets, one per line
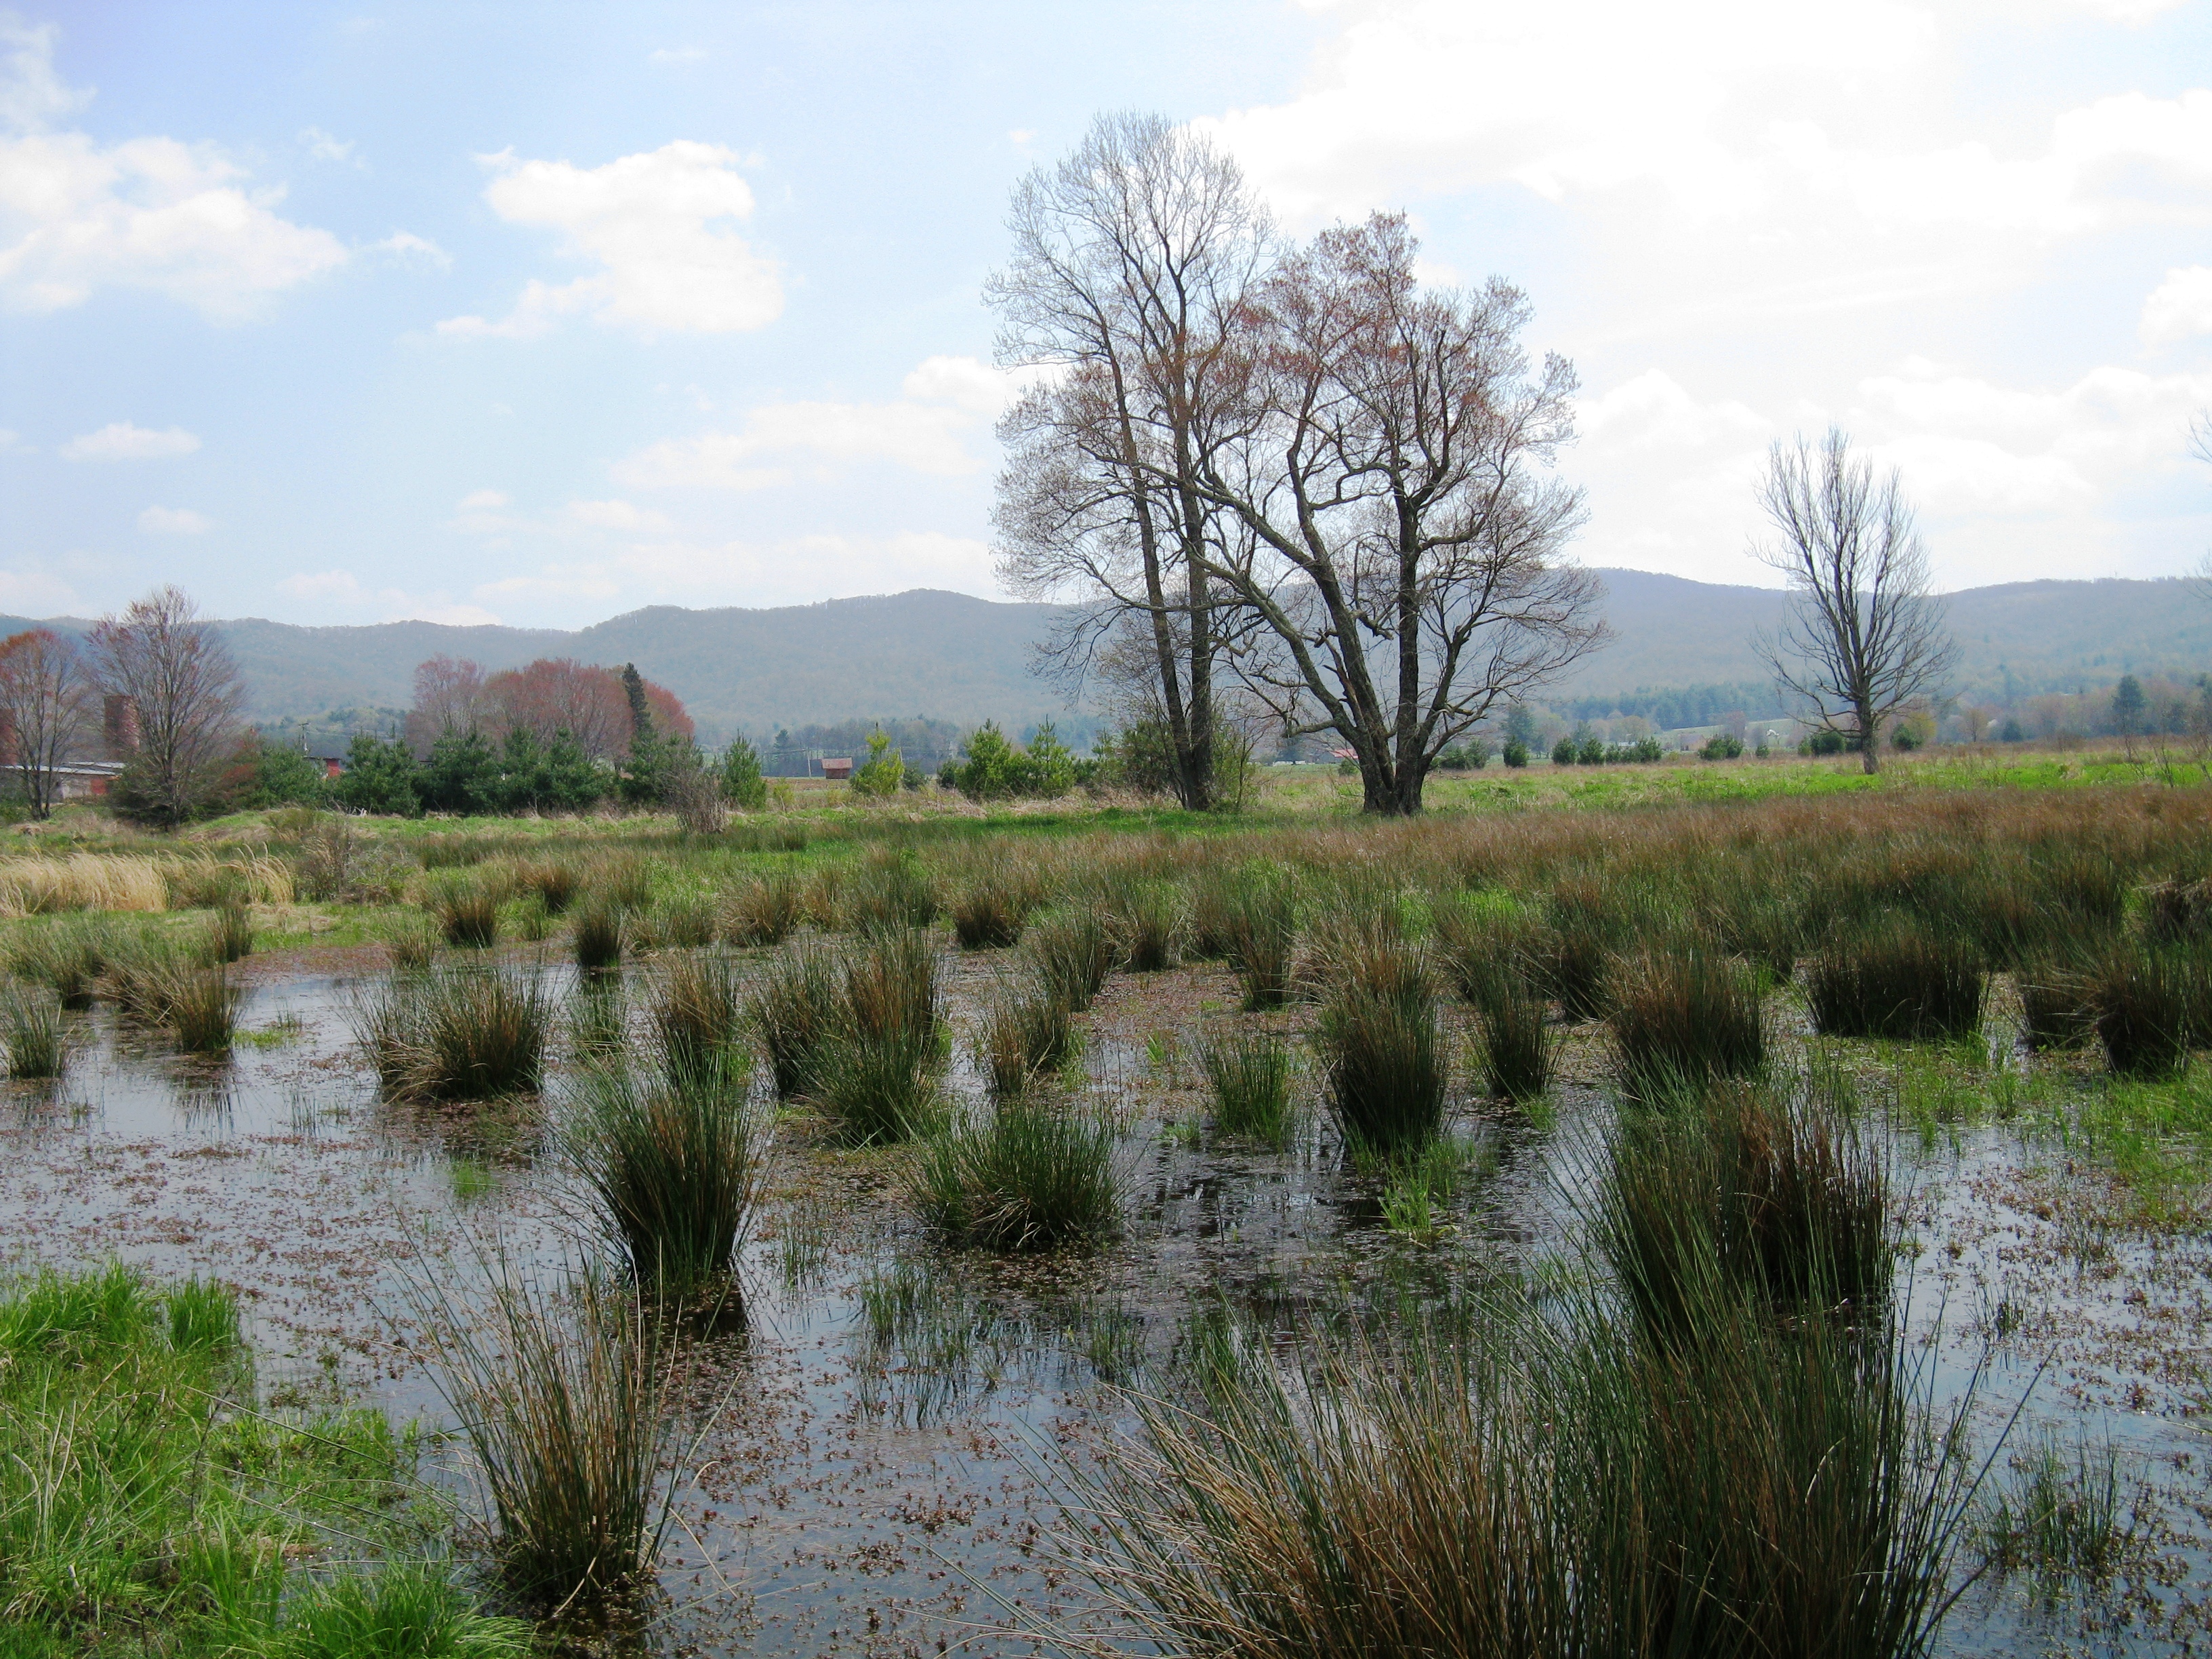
977,976,1078,1095
0,984,66,1079
1474,983,1555,1103
1551,736,1576,766
719,736,768,811
572,898,625,971
942,719,1076,800
720,874,804,947
2087,943,2196,1078
1028,909,1115,1012
1608,949,1765,1096
851,728,906,798
1199,1028,1295,1145
1578,733,1606,765
1806,918,1985,1041
1701,733,1746,760
911,1097,1120,1250
750,943,843,1097
1317,977,1446,1153
1501,739,1530,768
566,1050,766,1291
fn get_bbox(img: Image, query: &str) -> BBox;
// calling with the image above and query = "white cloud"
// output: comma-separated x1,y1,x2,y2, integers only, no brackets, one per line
375,230,447,266
564,498,672,532
648,45,706,64
2142,265,2212,344
0,428,18,451
137,505,211,534
61,422,199,460
456,488,508,510
436,141,780,339
275,568,501,626
0,24,348,317
300,126,357,165
613,354,1025,491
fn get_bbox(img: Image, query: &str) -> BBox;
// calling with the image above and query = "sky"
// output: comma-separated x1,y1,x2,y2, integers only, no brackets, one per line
0,0,2209,630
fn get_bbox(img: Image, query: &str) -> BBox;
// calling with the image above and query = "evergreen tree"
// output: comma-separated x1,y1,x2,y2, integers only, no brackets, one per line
2112,674,2146,737
333,734,421,816
719,736,767,810
244,736,329,808
421,726,499,815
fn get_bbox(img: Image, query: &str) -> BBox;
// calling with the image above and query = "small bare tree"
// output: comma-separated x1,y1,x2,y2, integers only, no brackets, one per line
990,112,1271,811
1754,429,1956,775
87,586,246,826
0,629,95,818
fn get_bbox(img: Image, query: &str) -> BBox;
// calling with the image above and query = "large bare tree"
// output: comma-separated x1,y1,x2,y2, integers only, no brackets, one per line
0,629,95,818
1183,214,1605,815
87,586,246,826
1753,428,1957,775
989,112,1271,810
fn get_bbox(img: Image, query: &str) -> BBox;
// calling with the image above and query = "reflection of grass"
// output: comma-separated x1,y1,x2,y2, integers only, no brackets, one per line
0,1263,526,1656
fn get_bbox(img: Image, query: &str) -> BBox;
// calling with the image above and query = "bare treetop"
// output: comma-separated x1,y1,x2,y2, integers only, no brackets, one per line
1754,428,1957,774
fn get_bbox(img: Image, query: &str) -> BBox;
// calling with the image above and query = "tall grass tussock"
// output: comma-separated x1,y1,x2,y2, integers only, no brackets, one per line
912,1096,1120,1250
1807,916,1986,1042
1199,1028,1295,1144
1317,941,1446,1153
1608,948,1766,1096
354,966,551,1100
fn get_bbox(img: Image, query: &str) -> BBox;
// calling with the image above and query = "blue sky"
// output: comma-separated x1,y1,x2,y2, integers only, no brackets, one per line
1,0,2209,628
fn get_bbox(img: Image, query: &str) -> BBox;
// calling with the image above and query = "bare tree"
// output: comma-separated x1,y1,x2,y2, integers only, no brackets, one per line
87,586,246,826
989,112,1271,810
405,654,493,754
1183,214,1605,815
1753,428,1957,775
0,629,95,818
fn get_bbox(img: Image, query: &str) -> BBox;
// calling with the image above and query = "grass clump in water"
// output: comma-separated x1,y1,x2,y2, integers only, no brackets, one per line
353,966,551,1101
1608,948,1765,1097
411,1261,674,1618
430,880,501,950
1977,1427,2144,1601
749,941,844,1097
6,916,115,1007
1806,916,1986,1042
1315,939,1444,1153
976,975,1076,1097
649,949,741,1070
720,873,804,946
572,896,626,971
1028,909,1115,1012
163,965,241,1055
1198,1027,1295,1145
912,1096,1120,1250
2086,942,2196,1079
1,983,66,1078
1222,870,1298,1010
207,898,253,964
567,1048,766,1292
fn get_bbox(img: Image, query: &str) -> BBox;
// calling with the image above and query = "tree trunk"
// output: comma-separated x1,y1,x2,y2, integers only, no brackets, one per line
1856,699,1881,775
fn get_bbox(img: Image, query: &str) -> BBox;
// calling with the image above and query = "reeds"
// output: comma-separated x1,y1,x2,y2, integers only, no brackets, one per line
6,916,113,1006
1198,1028,1294,1145
975,975,1076,1096
164,966,240,1054
411,1262,671,1613
1473,982,1556,1103
1316,943,1446,1153
749,943,843,1097
1608,948,1766,1096
720,874,803,947
1595,1078,1891,1340
0,853,168,916
649,951,741,1070
566,1049,766,1291
1109,879,1185,972
431,880,501,950
1806,916,1986,1042
0,984,66,1079
572,897,625,971
911,1096,1120,1250
1078,1278,1975,1659
1221,871,1298,1010
1028,910,1115,1013
808,927,944,1143
2087,943,2196,1078
207,899,253,965
353,967,551,1100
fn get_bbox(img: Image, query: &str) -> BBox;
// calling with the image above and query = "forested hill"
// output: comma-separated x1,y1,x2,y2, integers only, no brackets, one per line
3,572,2202,740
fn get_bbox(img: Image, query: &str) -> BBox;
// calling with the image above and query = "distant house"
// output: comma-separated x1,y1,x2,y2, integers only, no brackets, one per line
819,756,853,781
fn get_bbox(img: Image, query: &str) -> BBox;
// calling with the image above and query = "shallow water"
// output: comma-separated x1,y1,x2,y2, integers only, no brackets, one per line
3,952,2208,1655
